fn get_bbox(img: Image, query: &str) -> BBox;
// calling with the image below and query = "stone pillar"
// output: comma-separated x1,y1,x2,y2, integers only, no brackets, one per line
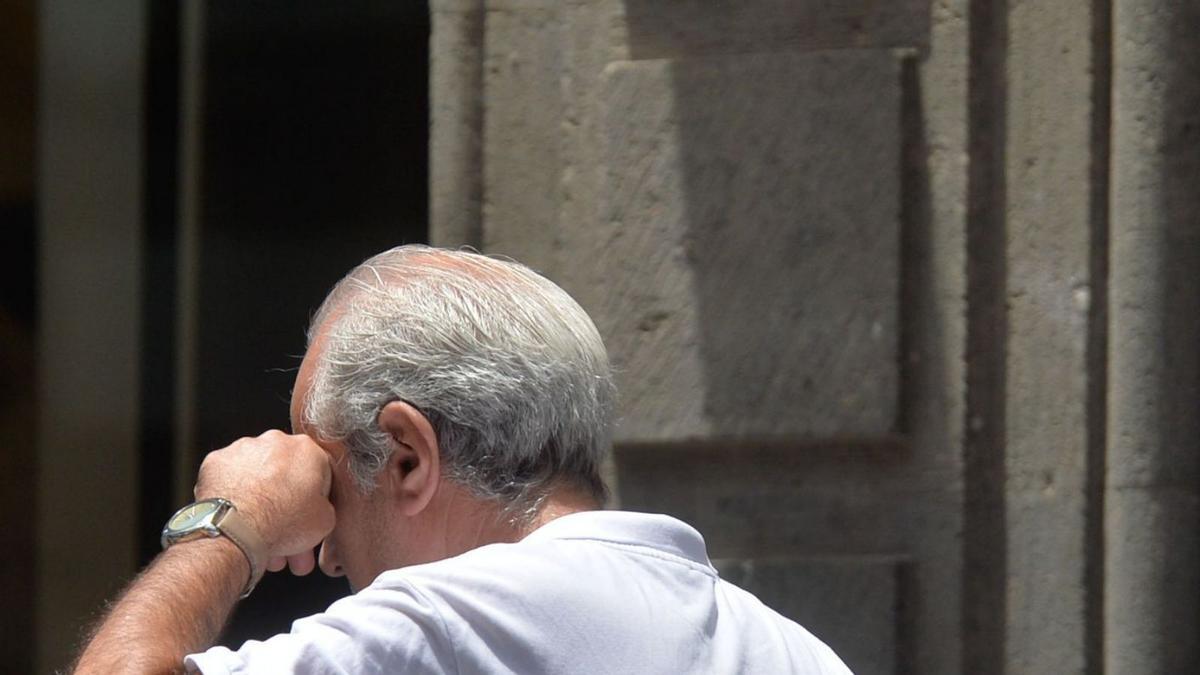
479,0,568,272
1106,1,1200,672
429,0,484,248
908,3,971,673
1002,1,1106,672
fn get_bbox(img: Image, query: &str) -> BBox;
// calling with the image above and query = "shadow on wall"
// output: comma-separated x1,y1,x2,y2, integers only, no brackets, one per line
0,0,36,669
1154,2,1200,667
192,1,430,651
609,3,944,674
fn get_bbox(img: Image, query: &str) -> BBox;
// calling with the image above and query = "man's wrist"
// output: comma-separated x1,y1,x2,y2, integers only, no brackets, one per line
214,502,269,596
161,498,268,597
160,536,250,602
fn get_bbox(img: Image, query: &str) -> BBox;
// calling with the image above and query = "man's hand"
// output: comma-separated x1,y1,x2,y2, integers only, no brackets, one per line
194,430,336,577
73,430,336,674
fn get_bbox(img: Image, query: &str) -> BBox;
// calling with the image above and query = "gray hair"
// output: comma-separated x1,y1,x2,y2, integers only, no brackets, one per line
303,245,615,510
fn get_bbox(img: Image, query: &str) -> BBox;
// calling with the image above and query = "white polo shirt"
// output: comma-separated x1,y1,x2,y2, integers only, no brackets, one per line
187,510,852,674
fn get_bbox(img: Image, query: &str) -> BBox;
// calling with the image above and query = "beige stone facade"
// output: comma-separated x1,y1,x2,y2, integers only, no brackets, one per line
430,1,1200,672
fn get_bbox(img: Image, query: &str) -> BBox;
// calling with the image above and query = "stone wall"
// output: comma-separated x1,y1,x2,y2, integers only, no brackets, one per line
430,1,1200,672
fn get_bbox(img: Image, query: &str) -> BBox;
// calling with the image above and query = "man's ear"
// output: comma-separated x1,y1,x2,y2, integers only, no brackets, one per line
377,400,441,516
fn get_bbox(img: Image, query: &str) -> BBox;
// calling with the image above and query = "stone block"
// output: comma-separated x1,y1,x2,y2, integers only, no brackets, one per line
430,0,485,247
480,6,565,270
613,440,964,673
614,443,957,556
1104,488,1200,673
714,556,908,675
622,0,929,60
559,50,901,443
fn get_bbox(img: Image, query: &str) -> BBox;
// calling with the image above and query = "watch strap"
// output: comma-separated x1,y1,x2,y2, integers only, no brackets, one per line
214,504,268,598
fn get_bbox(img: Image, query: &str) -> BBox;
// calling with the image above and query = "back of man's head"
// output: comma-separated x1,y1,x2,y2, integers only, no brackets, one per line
303,245,615,516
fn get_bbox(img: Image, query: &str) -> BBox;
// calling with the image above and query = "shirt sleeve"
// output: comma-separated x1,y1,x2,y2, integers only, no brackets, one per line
185,580,461,675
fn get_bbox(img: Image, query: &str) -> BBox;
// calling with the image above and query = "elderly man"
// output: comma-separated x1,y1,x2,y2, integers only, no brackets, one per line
74,245,851,674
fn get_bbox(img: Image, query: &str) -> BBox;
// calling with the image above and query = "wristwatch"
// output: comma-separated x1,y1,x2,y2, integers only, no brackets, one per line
161,497,267,598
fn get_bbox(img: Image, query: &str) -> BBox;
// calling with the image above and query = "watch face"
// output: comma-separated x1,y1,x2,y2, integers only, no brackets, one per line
168,500,221,531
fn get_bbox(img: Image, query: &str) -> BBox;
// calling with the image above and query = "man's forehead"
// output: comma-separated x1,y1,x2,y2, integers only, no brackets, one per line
289,362,311,433
290,329,328,433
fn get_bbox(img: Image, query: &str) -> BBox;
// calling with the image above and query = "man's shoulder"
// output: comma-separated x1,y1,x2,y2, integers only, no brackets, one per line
370,536,564,595
215,511,852,675
366,510,715,609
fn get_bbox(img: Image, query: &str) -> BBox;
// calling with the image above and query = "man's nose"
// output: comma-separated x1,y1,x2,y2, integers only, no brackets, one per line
318,539,345,577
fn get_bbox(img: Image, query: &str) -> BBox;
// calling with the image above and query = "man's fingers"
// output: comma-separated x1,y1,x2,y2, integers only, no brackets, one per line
287,550,316,576
194,431,337,561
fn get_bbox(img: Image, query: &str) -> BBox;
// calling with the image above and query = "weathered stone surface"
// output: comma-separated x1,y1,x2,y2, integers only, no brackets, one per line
563,51,901,443
445,3,979,674
1002,2,1102,673
905,2,970,674
714,556,907,675
614,440,963,671
614,443,958,672
622,0,929,60
479,6,565,270
616,443,951,555
1105,490,1200,674
1107,2,1200,669
429,0,484,247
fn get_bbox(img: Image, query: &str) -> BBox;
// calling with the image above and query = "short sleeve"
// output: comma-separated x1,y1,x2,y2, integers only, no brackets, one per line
185,581,461,675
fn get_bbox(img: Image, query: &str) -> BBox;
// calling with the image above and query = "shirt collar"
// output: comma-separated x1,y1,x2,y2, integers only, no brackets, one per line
523,510,714,570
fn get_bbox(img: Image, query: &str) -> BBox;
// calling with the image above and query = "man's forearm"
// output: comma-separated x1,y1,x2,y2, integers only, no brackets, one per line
73,431,334,673
73,537,247,674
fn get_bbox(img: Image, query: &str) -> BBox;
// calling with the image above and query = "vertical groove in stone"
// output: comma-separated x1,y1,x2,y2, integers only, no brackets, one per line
1107,1,1200,672
429,0,485,247
1084,1,1112,671
896,56,924,439
903,2,972,670
895,58,926,675
963,0,1008,672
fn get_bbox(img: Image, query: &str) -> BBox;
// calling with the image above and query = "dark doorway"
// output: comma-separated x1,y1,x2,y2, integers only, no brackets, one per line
0,0,37,670
139,0,429,647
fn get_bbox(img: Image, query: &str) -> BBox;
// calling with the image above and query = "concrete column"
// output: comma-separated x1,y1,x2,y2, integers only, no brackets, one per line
1002,1,1106,672
907,2,971,672
429,0,485,248
1107,1,1200,672
480,0,565,271
36,1,144,671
